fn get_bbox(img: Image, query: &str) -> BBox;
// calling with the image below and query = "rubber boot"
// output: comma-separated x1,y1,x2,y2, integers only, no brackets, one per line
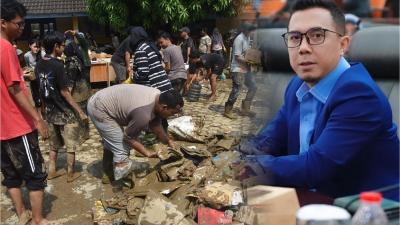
240,100,256,117
66,152,81,183
224,102,237,119
102,149,114,184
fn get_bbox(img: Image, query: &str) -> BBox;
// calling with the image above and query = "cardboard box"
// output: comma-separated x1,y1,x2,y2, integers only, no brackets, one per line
245,185,300,225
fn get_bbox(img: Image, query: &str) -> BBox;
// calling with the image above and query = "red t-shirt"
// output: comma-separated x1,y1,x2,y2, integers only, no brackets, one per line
1,38,35,140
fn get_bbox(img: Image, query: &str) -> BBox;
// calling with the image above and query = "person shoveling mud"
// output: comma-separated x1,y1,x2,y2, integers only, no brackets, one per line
87,84,183,182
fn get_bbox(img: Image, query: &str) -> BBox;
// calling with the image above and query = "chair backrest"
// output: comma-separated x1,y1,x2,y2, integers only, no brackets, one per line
257,26,399,131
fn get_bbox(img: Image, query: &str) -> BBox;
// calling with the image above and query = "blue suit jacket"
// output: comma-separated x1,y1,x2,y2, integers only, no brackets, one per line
254,63,399,200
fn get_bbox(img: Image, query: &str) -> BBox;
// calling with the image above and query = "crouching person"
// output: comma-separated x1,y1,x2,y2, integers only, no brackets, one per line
87,84,183,182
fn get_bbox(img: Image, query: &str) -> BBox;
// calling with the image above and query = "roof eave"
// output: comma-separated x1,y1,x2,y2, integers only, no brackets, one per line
26,12,87,19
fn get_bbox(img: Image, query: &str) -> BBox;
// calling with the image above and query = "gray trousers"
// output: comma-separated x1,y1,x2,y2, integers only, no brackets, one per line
226,72,257,105
87,95,131,164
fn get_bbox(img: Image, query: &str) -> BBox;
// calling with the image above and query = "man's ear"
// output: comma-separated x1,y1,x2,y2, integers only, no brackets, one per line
161,104,168,110
1,19,7,30
340,35,351,56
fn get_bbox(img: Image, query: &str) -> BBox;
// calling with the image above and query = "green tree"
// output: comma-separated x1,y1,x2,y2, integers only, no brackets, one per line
85,0,248,32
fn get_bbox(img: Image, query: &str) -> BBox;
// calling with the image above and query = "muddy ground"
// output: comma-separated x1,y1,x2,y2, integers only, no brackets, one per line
1,75,276,224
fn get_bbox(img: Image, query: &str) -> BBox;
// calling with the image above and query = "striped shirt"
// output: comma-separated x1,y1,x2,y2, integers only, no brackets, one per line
133,42,172,93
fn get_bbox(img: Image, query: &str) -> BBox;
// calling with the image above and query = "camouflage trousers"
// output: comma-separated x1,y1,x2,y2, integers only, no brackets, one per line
48,122,80,153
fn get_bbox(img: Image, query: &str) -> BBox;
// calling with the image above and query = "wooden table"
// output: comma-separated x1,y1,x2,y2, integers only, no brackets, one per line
90,59,116,86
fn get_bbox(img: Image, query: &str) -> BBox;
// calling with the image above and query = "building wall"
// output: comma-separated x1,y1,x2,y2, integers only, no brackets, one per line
55,17,73,31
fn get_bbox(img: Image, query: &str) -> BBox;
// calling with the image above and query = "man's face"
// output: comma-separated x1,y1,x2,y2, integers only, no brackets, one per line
158,105,182,119
158,37,169,49
1,15,25,40
180,31,188,39
54,42,65,57
287,8,349,85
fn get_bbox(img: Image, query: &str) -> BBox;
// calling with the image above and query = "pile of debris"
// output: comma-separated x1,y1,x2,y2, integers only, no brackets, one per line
93,130,259,225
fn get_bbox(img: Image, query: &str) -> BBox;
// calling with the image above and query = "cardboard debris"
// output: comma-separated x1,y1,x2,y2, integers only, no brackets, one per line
198,182,244,209
138,190,195,225
181,145,212,158
132,180,185,196
126,197,144,217
245,185,300,225
235,206,257,225
93,131,300,225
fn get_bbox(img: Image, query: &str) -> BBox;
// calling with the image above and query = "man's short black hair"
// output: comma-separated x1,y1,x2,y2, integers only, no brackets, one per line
289,0,345,35
189,50,201,59
158,32,171,40
240,22,256,33
1,0,27,21
42,32,65,54
159,90,184,109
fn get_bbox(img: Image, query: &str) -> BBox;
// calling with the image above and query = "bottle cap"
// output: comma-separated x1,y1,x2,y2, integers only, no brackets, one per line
360,192,383,203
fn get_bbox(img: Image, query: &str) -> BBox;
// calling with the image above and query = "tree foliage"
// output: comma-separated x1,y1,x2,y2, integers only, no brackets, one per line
85,0,248,32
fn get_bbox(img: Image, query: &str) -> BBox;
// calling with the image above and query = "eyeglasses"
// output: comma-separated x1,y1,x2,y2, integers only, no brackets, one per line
281,27,343,48
9,20,25,29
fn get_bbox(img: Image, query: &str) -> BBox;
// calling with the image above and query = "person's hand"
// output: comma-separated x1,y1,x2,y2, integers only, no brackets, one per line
65,30,76,36
146,151,158,158
35,118,49,139
127,66,132,75
79,111,88,122
167,140,176,150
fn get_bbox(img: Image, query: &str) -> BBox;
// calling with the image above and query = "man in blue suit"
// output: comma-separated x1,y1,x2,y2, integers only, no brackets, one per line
240,0,399,200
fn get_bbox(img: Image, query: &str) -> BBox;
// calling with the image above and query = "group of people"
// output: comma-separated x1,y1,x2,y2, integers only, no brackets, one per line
111,25,231,101
1,0,399,224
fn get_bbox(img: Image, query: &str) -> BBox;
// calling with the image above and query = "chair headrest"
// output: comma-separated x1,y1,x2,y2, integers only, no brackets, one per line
347,26,399,79
256,28,292,72
257,26,399,79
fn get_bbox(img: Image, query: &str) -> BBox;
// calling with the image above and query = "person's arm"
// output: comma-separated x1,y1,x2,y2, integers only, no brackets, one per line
8,84,49,138
187,47,191,64
164,62,171,73
24,53,30,67
256,82,388,188
206,37,212,53
60,88,87,120
133,49,150,81
233,37,248,64
163,50,171,73
31,67,42,108
125,51,131,74
127,138,157,157
149,119,175,148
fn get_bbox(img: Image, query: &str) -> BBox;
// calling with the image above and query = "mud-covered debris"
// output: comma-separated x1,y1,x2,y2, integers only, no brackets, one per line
234,206,256,225
138,190,194,225
126,197,145,217
198,182,244,209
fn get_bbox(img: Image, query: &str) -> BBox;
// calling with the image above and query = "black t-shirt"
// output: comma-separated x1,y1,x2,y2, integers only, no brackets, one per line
33,57,76,124
111,37,132,64
181,37,195,62
189,53,225,75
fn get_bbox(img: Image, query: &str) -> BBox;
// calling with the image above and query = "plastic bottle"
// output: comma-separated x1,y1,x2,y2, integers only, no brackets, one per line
351,192,388,225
